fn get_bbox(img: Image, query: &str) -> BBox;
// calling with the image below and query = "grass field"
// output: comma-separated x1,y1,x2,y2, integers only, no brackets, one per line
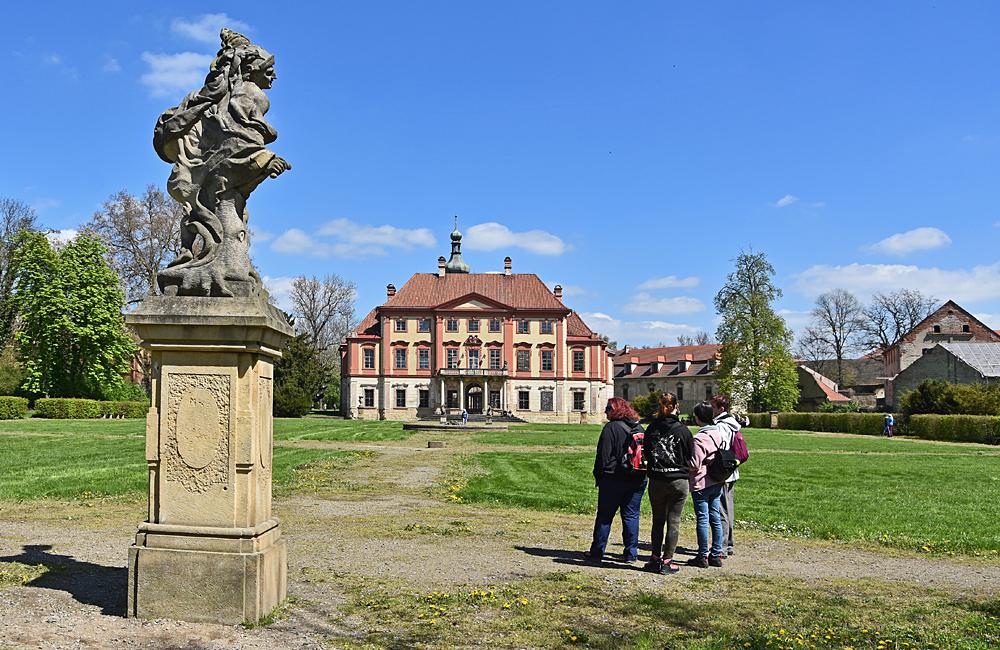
461,427,1000,555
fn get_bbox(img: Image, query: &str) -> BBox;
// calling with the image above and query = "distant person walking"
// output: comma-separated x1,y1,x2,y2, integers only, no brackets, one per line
883,413,895,437
586,397,647,564
711,394,741,557
461,408,469,426
642,392,693,575
688,402,726,568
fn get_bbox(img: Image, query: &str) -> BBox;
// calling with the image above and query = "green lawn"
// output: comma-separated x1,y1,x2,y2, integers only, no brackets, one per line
460,429,1000,555
0,434,361,500
0,415,411,442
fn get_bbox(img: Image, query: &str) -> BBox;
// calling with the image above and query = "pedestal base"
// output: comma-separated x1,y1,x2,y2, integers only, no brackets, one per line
127,518,287,624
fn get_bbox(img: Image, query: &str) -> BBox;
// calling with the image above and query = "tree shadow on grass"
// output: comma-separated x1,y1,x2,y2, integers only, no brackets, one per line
514,546,644,571
0,544,126,616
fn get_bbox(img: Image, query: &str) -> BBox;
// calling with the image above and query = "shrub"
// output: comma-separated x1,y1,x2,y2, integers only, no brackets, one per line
747,412,770,428
0,396,29,420
818,400,863,413
101,380,149,403
0,348,25,396
908,415,1000,444
35,398,102,419
274,384,312,418
900,379,1000,416
98,401,149,419
776,412,886,436
630,392,660,420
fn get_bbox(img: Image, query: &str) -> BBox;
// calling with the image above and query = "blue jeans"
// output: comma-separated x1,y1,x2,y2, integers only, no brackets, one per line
691,482,724,558
589,475,647,560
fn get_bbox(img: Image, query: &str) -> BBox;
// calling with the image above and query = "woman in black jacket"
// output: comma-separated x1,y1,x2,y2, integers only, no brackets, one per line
587,397,647,564
641,392,693,574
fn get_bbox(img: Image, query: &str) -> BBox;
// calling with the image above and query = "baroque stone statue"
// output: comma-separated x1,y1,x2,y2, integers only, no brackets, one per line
153,28,290,297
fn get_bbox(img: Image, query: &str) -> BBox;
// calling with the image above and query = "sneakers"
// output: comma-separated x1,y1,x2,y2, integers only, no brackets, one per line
641,557,664,574
686,555,709,569
582,552,603,566
727,548,734,558
663,559,680,574
708,555,724,567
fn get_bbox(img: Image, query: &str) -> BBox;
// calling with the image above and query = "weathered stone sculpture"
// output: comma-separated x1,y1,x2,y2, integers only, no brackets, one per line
125,29,293,625
154,28,290,297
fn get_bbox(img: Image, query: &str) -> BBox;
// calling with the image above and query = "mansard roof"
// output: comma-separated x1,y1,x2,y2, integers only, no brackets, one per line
382,273,567,311
612,344,722,365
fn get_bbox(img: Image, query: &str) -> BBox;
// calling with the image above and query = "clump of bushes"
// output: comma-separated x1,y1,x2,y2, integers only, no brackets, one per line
35,398,147,419
776,412,886,436
900,379,1000,416
747,412,771,428
0,396,29,420
818,400,864,413
907,415,1000,445
629,391,661,420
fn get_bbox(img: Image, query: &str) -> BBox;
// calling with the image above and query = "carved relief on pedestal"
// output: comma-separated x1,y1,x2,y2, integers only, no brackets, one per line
164,373,231,493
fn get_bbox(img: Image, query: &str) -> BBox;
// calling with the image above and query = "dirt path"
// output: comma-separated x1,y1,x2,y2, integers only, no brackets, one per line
1,439,998,649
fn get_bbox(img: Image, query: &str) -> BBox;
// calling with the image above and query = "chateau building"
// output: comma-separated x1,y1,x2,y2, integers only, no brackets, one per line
340,225,614,422
612,344,722,413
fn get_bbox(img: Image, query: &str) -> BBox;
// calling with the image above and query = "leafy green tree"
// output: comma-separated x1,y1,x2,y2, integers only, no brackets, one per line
12,232,136,398
274,334,326,417
714,251,799,412
0,198,38,343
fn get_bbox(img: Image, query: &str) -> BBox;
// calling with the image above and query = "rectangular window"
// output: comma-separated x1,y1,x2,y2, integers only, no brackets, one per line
446,318,459,332
394,347,407,369
419,390,429,408
540,390,554,411
468,348,480,369
573,350,585,372
517,320,530,334
363,388,375,407
418,318,431,333
622,384,629,400
489,390,501,409
573,392,585,411
395,389,406,408
540,320,554,335
363,348,375,370
677,384,684,401
541,350,553,371
705,385,713,401
447,390,459,409
518,390,530,410
516,349,530,372
447,348,459,368
489,318,502,332
468,319,480,332
489,348,502,370
394,318,407,332
418,348,430,369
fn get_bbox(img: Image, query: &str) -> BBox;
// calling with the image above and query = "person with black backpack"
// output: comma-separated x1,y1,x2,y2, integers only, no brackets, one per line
641,392,693,575
711,394,743,557
586,397,647,565
687,402,733,568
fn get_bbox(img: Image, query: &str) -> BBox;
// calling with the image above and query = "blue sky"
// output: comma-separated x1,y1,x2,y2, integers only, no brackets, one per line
3,2,999,346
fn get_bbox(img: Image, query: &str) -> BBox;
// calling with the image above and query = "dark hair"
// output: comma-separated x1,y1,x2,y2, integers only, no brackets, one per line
656,392,678,419
710,394,731,412
606,397,639,422
693,402,714,425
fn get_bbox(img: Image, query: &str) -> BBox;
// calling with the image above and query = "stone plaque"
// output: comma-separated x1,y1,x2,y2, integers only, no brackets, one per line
164,373,231,493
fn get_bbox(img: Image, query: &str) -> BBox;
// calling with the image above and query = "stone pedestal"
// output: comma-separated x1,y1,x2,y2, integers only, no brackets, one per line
124,295,293,624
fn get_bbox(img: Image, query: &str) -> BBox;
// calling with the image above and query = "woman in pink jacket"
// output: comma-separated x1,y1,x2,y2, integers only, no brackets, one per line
687,402,725,568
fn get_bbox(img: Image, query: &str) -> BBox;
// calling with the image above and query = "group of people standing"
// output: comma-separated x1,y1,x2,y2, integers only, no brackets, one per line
586,393,743,573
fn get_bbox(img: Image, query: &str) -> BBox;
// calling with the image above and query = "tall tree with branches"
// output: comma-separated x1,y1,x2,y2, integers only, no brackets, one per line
290,274,357,356
0,198,38,342
861,289,938,354
677,332,713,346
799,288,865,385
84,185,182,305
714,251,799,412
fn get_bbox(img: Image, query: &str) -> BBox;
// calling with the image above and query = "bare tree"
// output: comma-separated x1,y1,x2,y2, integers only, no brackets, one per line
677,331,714,346
0,198,38,341
83,186,182,304
799,288,865,385
860,289,938,354
290,274,357,356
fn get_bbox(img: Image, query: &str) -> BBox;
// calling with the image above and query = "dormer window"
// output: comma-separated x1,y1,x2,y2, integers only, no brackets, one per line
933,325,941,333
963,325,971,333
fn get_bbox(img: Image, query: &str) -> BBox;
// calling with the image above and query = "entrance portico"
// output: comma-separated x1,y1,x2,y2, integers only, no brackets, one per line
438,367,508,414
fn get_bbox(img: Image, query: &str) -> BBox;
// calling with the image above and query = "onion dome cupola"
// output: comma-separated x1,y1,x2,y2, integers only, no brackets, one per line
444,216,471,274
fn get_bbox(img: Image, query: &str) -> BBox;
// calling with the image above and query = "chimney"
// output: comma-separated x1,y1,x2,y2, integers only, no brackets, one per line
654,354,666,373
437,256,446,277
504,256,512,275
554,284,563,299
386,284,396,298
678,353,693,372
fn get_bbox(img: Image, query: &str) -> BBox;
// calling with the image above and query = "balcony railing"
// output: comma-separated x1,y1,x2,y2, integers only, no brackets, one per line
438,367,509,377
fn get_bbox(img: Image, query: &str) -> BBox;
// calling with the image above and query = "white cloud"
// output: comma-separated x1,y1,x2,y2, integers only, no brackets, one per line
777,308,812,334
623,293,705,315
171,13,252,44
102,57,121,73
637,275,699,290
46,229,78,246
315,218,436,251
271,229,339,257
793,262,1000,303
31,198,60,212
140,52,212,97
463,222,568,256
581,312,701,347
262,275,295,313
865,227,951,256
44,54,61,65
251,229,274,243
774,194,798,208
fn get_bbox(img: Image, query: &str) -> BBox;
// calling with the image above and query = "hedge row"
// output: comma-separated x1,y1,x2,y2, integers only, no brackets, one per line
747,412,770,428
776,412,886,436
908,414,1000,445
0,396,29,420
34,398,149,419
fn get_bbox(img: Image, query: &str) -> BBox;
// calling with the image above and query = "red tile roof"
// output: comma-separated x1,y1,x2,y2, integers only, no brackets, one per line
567,311,596,338
613,344,722,364
383,273,567,311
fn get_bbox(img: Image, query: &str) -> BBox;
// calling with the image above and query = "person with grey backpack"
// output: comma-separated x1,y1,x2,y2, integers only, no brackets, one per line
711,394,744,557
687,402,734,568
